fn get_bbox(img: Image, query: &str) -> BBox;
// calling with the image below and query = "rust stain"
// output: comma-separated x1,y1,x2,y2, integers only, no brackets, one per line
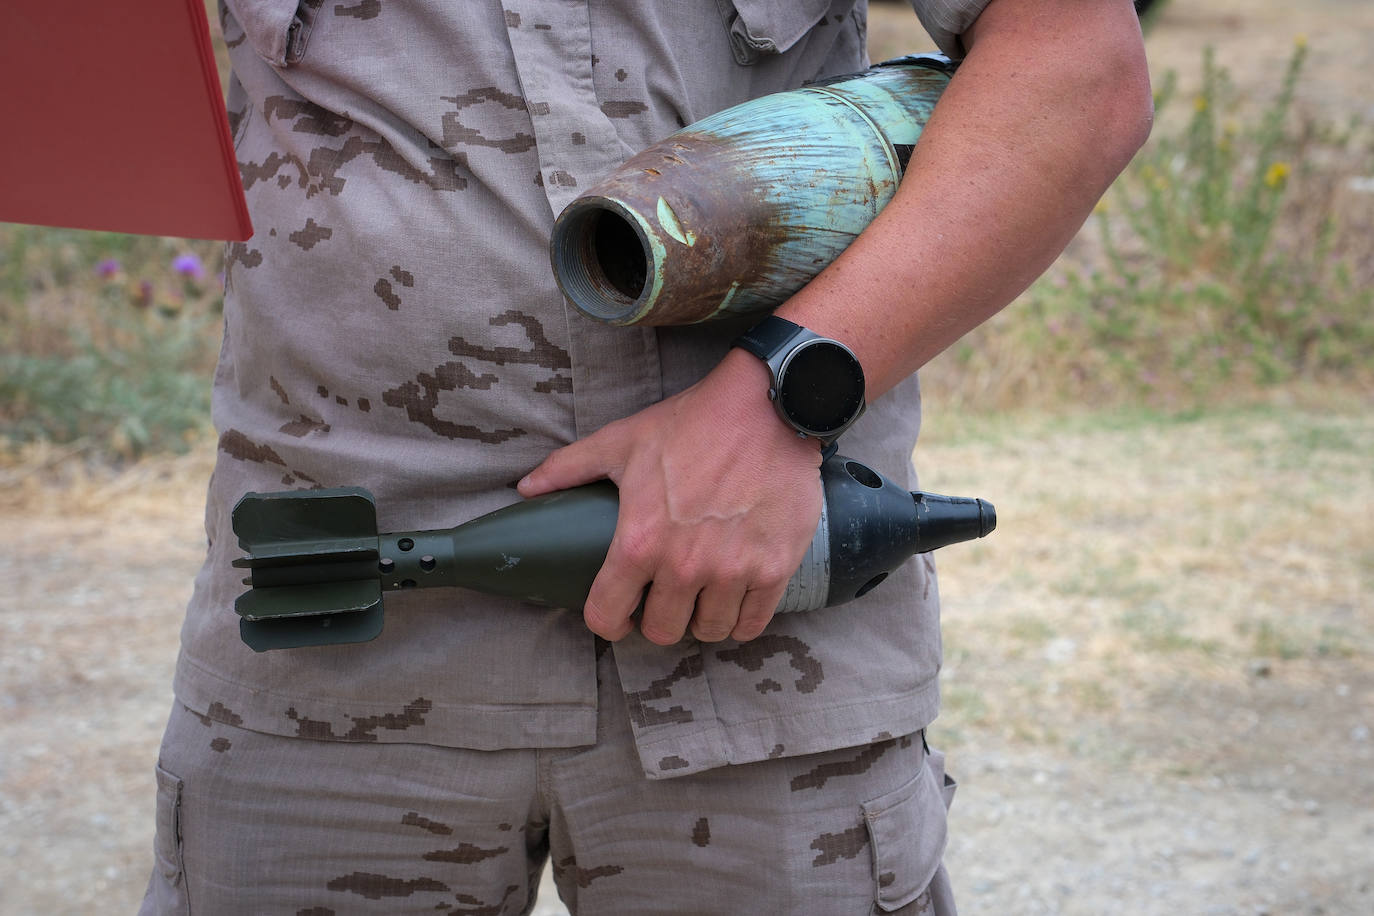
567,128,794,324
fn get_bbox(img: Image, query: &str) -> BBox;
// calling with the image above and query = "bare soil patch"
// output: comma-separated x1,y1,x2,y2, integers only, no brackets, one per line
2,401,1370,914
3,2,1371,913
921,403,1373,914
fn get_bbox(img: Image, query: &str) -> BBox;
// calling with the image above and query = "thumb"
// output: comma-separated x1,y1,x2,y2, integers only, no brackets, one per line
517,433,616,498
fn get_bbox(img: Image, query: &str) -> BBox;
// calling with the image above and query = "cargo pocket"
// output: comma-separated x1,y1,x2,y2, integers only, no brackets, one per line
717,0,836,65
861,755,949,913
223,0,317,67
146,762,189,915
927,745,958,812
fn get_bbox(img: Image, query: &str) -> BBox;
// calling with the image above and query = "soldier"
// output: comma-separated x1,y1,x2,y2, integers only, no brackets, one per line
142,1,1151,913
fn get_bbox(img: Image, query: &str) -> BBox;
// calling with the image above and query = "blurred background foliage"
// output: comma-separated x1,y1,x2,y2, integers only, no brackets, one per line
0,230,224,460
1,6,1371,462
920,37,1373,411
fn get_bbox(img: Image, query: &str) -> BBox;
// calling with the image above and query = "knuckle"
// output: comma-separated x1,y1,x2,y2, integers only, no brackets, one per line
752,560,793,592
666,554,710,588
612,525,660,574
710,554,752,587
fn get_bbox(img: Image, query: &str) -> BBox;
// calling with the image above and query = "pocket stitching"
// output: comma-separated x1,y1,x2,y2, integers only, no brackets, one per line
153,763,186,885
862,765,945,912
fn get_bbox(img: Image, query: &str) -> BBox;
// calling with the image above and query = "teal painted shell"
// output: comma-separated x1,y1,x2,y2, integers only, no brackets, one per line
550,56,953,325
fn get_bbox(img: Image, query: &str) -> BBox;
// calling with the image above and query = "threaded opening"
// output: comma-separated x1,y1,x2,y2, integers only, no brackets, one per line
550,201,651,323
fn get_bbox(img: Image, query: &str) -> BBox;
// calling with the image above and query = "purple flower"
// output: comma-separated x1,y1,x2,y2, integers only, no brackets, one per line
95,258,121,279
172,253,206,281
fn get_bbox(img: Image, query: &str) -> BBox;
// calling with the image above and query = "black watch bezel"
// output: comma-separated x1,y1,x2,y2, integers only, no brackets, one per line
733,317,867,446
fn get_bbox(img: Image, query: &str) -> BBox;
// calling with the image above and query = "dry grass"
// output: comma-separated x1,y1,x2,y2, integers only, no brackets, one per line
3,404,1371,912
3,2,1371,912
919,402,1374,772
872,1,1374,412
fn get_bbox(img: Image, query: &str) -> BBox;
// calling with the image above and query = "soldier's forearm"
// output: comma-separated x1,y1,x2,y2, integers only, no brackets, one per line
776,0,1154,396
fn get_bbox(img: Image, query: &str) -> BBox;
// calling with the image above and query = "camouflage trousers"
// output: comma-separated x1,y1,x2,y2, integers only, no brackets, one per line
140,648,957,915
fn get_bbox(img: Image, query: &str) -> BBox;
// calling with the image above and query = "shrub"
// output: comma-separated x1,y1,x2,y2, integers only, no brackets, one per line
925,41,1374,409
0,227,224,460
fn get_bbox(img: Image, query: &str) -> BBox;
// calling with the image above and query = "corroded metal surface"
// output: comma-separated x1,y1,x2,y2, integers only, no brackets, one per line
550,58,953,325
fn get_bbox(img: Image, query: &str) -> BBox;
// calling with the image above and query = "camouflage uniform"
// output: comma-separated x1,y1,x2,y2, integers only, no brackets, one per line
144,1,988,912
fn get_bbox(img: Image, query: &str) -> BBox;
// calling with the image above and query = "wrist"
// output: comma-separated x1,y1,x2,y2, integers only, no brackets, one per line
710,349,826,457
729,315,867,449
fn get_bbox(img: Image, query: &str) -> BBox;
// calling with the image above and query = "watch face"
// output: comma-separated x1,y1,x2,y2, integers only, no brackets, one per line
777,340,866,436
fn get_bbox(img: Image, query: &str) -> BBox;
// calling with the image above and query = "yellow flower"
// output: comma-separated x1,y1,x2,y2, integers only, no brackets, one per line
1264,162,1291,188
1194,94,1209,113
1294,34,1308,50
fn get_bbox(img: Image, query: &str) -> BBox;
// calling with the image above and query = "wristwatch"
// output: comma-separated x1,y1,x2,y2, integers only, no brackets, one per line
732,316,866,450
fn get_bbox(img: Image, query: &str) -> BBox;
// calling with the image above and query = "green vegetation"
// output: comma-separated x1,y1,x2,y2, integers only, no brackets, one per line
2,43,1370,460
924,41,1373,410
0,227,224,459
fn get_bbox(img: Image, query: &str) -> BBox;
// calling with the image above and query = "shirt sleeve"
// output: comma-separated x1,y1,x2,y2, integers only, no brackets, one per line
908,0,993,59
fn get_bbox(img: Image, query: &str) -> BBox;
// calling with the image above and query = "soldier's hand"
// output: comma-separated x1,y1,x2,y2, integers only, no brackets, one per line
517,348,822,645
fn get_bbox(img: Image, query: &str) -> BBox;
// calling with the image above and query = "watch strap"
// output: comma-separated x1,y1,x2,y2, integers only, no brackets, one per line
733,315,805,360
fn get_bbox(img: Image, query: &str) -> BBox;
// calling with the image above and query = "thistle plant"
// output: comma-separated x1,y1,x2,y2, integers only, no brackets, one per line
1013,39,1373,402
0,229,225,459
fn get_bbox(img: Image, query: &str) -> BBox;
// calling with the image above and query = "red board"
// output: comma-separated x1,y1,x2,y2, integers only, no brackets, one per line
0,0,252,240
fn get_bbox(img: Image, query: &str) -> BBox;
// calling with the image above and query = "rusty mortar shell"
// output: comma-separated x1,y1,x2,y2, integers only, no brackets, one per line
549,55,954,326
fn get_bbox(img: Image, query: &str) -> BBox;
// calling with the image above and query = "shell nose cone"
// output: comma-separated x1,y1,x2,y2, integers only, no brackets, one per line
977,499,997,537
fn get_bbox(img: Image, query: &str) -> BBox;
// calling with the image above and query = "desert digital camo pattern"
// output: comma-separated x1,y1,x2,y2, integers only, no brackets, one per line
146,650,958,914
172,0,987,779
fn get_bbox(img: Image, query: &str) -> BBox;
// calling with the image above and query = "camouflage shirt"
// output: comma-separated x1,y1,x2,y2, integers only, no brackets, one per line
177,0,989,778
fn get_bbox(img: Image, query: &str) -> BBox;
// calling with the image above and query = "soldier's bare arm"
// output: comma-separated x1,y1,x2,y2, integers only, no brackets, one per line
519,0,1153,645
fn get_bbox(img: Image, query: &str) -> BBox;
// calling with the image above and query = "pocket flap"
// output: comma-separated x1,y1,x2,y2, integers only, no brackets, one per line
153,762,185,883
862,760,948,912
722,0,834,64
223,0,312,67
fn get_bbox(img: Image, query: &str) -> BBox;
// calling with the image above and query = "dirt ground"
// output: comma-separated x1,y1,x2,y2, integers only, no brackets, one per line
3,400,1370,915
2,1,1371,914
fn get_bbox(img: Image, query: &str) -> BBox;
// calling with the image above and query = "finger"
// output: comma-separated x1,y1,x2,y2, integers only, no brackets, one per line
729,583,785,643
582,587,640,645
690,579,748,643
581,545,652,641
637,578,700,647
518,433,615,498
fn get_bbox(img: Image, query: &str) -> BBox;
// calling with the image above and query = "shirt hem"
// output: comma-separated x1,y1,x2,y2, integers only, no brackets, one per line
174,651,599,750
632,675,942,779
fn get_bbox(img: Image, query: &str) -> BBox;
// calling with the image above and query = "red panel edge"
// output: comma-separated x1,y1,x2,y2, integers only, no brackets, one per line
185,0,253,241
